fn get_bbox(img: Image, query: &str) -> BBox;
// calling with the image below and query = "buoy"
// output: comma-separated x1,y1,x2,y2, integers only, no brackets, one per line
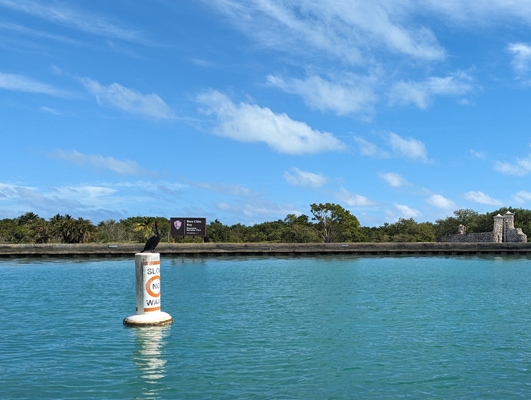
123,253,173,326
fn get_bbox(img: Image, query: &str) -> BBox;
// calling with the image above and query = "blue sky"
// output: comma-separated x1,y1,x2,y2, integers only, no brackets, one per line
2,1,531,227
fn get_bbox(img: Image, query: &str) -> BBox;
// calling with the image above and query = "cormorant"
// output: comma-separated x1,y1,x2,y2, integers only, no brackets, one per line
141,222,162,253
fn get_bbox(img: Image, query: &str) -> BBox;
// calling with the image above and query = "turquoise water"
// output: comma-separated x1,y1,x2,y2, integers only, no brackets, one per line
2,255,531,399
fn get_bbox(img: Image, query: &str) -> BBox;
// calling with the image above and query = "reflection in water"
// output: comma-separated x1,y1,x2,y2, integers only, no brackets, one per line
133,326,171,399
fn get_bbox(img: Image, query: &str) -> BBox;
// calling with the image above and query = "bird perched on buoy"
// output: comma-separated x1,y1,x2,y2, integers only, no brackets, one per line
141,222,162,253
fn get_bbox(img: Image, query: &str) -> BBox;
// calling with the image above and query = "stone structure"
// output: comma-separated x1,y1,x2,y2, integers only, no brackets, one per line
446,211,527,243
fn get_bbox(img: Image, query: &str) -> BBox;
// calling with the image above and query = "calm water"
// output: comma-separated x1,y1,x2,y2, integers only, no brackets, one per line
2,255,531,399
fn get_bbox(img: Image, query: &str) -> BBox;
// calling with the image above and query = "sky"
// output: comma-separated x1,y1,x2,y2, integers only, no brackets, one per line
2,0,531,227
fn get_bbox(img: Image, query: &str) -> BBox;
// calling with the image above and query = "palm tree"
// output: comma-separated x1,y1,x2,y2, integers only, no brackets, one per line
134,218,155,240
49,214,95,243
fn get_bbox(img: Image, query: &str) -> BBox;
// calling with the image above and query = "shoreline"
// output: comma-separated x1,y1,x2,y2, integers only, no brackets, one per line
1,242,531,258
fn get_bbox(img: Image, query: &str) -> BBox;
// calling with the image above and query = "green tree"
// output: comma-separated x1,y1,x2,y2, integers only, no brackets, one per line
29,218,51,244
97,219,126,242
0,218,17,243
358,226,388,242
381,218,435,242
281,214,320,243
205,219,231,242
49,214,95,243
228,223,247,243
11,212,49,243
246,220,286,242
310,203,360,243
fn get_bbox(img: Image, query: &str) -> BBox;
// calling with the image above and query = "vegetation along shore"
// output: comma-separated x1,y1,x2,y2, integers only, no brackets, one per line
1,204,531,254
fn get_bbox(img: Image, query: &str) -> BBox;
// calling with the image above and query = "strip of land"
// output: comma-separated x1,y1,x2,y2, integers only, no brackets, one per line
1,242,531,258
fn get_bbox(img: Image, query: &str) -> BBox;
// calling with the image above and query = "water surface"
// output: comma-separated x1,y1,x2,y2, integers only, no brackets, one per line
2,255,531,399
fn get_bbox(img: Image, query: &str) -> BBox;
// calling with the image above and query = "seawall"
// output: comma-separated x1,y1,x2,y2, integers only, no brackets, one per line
2,242,531,258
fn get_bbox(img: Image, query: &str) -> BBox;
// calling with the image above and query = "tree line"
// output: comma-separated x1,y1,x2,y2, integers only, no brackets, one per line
1,204,531,244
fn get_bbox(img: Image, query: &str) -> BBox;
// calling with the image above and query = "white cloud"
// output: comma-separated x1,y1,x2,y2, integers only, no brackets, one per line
208,1,444,65
196,90,345,154
388,72,473,109
0,182,25,199
51,149,146,175
284,168,327,188
51,185,117,201
387,202,421,220
0,0,143,43
427,194,456,210
379,172,408,187
0,72,68,97
494,154,531,176
267,73,377,118
353,137,389,158
507,43,531,79
464,191,502,206
40,106,62,115
388,132,428,162
423,1,531,25
0,181,122,220
336,187,375,207
214,199,300,224
513,190,531,204
354,133,428,161
195,182,253,196
468,149,486,159
80,78,174,119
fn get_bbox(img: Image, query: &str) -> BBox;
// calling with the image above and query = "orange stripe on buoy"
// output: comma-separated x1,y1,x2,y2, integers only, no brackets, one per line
142,260,160,266
144,306,161,312
145,275,161,297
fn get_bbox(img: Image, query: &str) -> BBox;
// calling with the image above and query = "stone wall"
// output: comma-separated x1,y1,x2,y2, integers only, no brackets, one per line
445,232,494,243
444,211,527,243
507,228,527,243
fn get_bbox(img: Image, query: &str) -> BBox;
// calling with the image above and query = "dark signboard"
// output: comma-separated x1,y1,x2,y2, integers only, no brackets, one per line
170,217,206,237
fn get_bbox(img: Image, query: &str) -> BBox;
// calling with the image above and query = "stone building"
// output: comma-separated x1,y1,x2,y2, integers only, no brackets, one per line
445,211,527,243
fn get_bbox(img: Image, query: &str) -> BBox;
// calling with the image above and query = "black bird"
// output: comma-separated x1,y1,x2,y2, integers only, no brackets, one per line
141,222,162,253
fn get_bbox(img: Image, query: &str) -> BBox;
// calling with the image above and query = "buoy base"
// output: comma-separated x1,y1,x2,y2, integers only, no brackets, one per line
123,311,173,327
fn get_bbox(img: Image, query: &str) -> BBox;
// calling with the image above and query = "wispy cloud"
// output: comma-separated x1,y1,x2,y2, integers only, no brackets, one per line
387,203,421,220
388,133,429,162
50,149,147,175
336,187,375,207
267,73,377,118
494,152,531,176
208,1,444,65
0,21,84,45
80,78,174,119
0,0,144,43
507,43,531,80
469,149,486,159
403,1,531,27
195,182,254,197
215,198,300,223
513,190,531,204
0,72,69,97
205,1,449,122
464,191,502,206
427,194,456,210
284,167,327,188
196,89,345,154
354,132,428,162
388,72,474,109
40,106,62,115
353,137,389,158
379,172,409,188
0,181,121,220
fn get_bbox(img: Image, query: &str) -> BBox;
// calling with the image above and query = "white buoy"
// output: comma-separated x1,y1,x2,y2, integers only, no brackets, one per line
123,253,173,326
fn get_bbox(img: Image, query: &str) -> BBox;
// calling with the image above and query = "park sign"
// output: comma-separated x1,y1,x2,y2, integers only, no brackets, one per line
170,217,206,237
